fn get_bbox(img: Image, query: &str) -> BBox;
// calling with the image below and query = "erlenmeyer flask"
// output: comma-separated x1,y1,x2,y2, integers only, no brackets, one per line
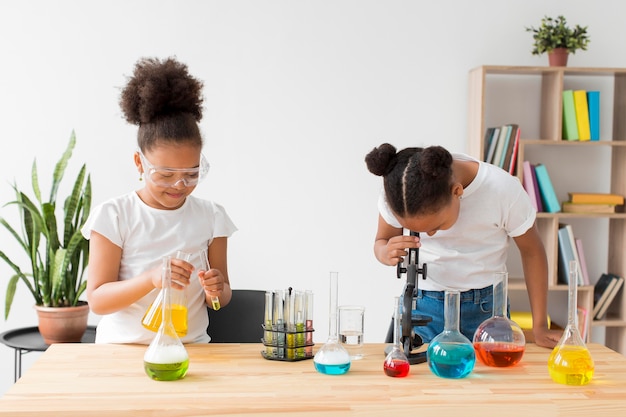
384,297,410,377
427,290,475,379
142,251,190,336
473,272,525,367
548,260,594,385
144,256,189,381
313,272,351,375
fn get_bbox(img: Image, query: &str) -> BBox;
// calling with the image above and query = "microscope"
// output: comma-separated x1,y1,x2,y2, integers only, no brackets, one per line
395,230,431,364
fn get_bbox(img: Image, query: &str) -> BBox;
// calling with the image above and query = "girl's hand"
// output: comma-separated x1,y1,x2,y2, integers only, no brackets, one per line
163,258,193,290
198,268,225,299
381,234,420,266
533,327,562,349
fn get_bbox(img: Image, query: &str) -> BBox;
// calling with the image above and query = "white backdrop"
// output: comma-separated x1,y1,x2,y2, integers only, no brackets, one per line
1,0,625,394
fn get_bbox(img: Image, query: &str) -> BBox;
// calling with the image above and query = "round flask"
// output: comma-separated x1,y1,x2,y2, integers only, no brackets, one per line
314,272,351,375
548,260,594,385
383,297,410,377
473,272,525,367
427,290,475,378
144,256,189,381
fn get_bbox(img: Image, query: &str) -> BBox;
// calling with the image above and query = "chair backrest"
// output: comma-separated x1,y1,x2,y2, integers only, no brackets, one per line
207,289,266,343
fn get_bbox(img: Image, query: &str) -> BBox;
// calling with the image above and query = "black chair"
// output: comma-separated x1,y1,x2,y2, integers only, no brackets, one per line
207,289,266,343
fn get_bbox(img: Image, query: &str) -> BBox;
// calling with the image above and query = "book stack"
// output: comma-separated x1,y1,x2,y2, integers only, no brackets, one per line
562,192,625,214
593,273,625,320
482,124,520,175
562,90,600,141
522,162,560,213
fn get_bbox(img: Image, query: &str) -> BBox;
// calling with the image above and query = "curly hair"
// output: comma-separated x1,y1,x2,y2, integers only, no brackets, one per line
120,57,204,151
365,143,454,217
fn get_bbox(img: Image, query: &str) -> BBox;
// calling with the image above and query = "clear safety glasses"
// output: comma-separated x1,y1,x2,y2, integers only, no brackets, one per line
138,150,210,188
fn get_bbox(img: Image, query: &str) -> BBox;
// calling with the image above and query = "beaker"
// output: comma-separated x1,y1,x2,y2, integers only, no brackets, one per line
427,290,475,379
383,297,410,377
473,272,525,367
143,256,189,381
548,260,594,385
313,272,351,375
142,251,190,336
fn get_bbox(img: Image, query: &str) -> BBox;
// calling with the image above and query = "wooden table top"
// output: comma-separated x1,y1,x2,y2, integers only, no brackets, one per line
1,343,625,416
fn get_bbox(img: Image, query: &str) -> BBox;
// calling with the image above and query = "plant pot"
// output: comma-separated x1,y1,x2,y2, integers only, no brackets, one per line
548,48,569,67
34,301,89,344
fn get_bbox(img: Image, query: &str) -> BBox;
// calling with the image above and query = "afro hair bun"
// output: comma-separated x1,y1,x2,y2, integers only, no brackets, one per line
365,143,398,176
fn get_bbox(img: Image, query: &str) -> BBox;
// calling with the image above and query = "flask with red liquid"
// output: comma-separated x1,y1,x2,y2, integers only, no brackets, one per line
384,297,410,377
473,272,525,367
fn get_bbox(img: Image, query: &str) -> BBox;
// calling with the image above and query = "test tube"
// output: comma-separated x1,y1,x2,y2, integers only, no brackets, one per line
273,290,285,359
201,249,221,311
295,291,305,358
285,288,296,359
264,291,274,356
305,290,314,356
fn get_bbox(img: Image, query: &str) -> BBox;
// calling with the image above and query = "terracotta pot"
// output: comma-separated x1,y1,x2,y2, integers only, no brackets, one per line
34,302,89,344
548,48,569,67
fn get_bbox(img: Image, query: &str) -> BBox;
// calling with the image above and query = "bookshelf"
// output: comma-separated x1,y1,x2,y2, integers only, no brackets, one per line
467,66,626,354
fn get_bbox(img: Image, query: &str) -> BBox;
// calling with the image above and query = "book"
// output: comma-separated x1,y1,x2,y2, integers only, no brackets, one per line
510,311,551,330
485,126,500,164
568,192,624,205
493,125,511,168
575,238,591,286
557,224,579,284
564,224,583,285
562,90,579,140
595,274,624,320
592,273,619,319
522,161,539,211
562,202,617,214
587,91,600,141
530,163,543,212
534,164,561,212
483,127,496,162
502,124,520,175
573,90,591,141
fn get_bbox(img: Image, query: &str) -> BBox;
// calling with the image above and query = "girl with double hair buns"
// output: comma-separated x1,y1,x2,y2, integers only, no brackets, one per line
365,143,561,349
81,57,237,344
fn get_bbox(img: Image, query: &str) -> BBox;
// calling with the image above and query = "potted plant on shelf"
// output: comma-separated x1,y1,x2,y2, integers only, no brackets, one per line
0,131,92,344
526,15,590,66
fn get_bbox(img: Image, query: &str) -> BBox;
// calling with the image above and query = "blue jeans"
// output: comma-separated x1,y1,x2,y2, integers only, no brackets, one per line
411,285,509,343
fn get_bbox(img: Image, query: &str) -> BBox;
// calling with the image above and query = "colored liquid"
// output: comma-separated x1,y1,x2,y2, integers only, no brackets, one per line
384,359,410,377
142,303,188,337
548,346,594,385
474,342,525,367
314,362,351,375
144,359,189,381
427,342,476,379
314,347,351,375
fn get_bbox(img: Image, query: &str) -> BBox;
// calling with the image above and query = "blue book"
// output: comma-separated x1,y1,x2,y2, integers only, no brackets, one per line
534,164,561,213
587,91,600,141
557,225,577,284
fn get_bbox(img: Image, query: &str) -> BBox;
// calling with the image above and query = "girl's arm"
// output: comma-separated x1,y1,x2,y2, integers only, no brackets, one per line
513,223,562,349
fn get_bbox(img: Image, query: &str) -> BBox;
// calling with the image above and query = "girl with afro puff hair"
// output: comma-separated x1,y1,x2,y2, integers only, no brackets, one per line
365,143,561,349
81,57,237,344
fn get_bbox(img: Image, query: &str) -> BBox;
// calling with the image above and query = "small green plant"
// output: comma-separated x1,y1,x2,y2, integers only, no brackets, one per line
526,15,590,55
0,131,91,319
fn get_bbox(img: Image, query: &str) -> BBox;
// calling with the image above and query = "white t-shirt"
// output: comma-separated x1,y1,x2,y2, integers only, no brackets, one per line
81,192,237,344
378,154,535,291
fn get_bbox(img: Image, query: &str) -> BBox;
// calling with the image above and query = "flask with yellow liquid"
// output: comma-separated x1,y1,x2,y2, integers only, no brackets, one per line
142,251,190,337
548,260,594,385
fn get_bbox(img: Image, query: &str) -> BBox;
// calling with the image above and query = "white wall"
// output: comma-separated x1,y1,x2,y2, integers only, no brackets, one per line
1,0,625,395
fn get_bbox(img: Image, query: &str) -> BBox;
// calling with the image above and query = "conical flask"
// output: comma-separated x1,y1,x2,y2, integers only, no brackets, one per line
384,297,410,377
548,260,594,385
142,251,190,336
427,290,475,378
473,271,525,367
313,272,351,375
143,256,189,381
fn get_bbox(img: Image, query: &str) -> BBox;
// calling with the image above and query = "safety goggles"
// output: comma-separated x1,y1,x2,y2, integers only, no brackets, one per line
138,150,210,188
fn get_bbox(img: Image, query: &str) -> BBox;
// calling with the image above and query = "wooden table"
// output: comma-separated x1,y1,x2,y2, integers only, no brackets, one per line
1,343,625,416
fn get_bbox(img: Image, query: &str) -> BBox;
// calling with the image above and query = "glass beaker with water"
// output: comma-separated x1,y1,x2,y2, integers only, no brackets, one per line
548,260,594,385
142,251,190,336
473,271,525,367
144,256,189,381
427,290,475,378
383,296,410,377
313,272,351,375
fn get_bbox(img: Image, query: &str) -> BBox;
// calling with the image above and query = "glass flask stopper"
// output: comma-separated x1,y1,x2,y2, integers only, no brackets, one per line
473,271,525,367
384,297,410,377
143,256,189,381
427,290,475,378
314,272,351,375
548,260,594,385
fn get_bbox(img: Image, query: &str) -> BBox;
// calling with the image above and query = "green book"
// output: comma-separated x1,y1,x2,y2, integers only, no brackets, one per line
562,90,579,140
